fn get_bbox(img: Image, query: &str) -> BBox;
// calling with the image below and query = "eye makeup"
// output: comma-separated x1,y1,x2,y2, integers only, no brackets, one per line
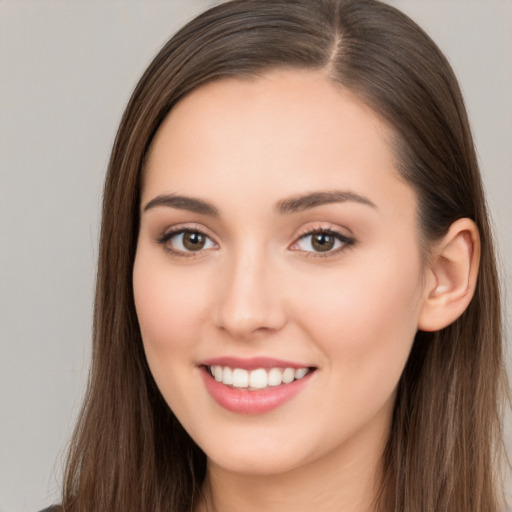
290,227,355,257
156,223,356,259
156,225,218,257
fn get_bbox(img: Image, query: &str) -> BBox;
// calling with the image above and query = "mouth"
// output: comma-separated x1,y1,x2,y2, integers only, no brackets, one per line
205,365,314,390
199,358,317,414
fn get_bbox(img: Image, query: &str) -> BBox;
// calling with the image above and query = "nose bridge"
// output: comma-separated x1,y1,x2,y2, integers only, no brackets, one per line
215,240,284,337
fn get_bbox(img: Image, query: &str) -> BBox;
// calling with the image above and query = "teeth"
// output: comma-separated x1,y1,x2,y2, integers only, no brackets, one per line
295,368,308,379
208,365,311,389
282,368,295,384
268,367,282,386
232,368,249,388
249,368,268,389
223,366,233,385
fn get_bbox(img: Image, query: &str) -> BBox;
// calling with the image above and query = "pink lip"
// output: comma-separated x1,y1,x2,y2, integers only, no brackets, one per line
199,363,315,415
200,356,311,370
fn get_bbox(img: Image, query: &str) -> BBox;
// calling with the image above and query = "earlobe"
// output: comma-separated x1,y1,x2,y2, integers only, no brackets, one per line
418,218,480,332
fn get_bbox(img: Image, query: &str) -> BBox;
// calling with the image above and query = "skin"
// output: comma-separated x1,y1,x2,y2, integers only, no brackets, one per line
133,69,476,512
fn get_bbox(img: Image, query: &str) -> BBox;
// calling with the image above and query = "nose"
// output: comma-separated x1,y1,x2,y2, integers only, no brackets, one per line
214,246,287,339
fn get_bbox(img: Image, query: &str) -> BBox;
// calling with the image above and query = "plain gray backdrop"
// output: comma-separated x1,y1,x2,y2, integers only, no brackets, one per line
1,1,511,511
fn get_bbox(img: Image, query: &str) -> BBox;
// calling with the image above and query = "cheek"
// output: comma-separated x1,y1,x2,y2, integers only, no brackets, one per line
132,251,212,361
132,250,219,422
293,248,424,392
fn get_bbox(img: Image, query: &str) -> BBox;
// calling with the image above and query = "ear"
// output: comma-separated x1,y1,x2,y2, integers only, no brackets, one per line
418,218,480,332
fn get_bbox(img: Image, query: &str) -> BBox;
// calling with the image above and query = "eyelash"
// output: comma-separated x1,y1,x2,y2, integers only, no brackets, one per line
156,226,355,258
291,228,355,258
157,226,217,258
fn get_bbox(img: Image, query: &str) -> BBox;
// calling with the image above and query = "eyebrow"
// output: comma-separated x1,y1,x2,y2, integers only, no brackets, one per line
143,194,219,216
277,190,377,214
143,190,377,216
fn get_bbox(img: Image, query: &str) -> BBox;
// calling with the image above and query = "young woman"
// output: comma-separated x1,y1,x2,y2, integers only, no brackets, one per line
50,0,509,510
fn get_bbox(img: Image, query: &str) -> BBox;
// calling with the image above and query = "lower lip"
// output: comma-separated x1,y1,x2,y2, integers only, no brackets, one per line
200,367,314,414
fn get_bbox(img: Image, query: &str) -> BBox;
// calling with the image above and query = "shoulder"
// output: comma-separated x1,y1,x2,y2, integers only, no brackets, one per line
38,507,60,512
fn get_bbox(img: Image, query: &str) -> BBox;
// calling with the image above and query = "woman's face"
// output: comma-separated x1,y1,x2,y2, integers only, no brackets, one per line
133,70,427,477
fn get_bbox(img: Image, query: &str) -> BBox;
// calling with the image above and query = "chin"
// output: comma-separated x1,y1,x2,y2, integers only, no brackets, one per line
206,446,307,477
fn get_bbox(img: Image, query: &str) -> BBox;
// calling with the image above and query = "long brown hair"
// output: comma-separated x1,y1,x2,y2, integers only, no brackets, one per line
61,1,509,510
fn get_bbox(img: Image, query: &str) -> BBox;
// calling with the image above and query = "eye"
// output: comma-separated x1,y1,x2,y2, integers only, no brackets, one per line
158,229,217,255
291,229,355,255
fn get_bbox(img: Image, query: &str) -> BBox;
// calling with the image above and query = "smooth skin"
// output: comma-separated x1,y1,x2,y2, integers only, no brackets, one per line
133,69,479,512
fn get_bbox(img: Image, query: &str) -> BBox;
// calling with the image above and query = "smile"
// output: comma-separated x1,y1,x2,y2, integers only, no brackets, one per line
207,365,311,389
200,358,316,414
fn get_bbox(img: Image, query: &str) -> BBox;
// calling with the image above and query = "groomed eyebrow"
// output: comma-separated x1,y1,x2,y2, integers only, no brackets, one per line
143,190,377,217
143,194,219,216
277,190,377,214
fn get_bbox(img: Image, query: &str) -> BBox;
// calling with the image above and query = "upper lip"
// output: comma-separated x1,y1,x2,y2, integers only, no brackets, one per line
200,356,314,370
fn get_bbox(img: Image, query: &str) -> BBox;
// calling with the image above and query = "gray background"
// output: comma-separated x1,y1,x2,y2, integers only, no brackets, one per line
0,1,510,511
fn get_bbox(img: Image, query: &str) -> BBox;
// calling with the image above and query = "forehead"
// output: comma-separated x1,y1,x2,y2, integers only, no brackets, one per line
143,69,412,217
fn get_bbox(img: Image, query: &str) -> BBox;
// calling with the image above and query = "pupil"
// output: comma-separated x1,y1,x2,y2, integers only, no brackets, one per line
183,232,205,251
312,233,334,252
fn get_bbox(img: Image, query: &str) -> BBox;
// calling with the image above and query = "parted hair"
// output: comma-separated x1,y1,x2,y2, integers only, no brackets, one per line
60,1,509,510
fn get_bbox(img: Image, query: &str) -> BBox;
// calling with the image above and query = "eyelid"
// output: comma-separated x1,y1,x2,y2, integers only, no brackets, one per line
155,222,355,258
289,224,356,257
156,223,219,257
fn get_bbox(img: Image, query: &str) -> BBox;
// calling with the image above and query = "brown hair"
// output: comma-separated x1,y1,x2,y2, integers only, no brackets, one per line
61,1,509,510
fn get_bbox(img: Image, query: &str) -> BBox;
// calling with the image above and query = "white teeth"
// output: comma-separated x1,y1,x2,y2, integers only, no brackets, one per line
232,368,249,388
282,367,295,384
268,367,282,386
214,365,223,382
208,365,311,389
249,368,268,389
223,366,233,385
295,368,308,379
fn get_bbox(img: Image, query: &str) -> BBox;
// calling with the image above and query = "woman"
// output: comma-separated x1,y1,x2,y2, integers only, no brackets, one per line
51,0,509,510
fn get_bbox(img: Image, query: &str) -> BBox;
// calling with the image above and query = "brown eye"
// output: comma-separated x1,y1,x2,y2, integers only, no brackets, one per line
311,233,335,252
182,231,206,251
160,229,216,254
292,229,354,255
